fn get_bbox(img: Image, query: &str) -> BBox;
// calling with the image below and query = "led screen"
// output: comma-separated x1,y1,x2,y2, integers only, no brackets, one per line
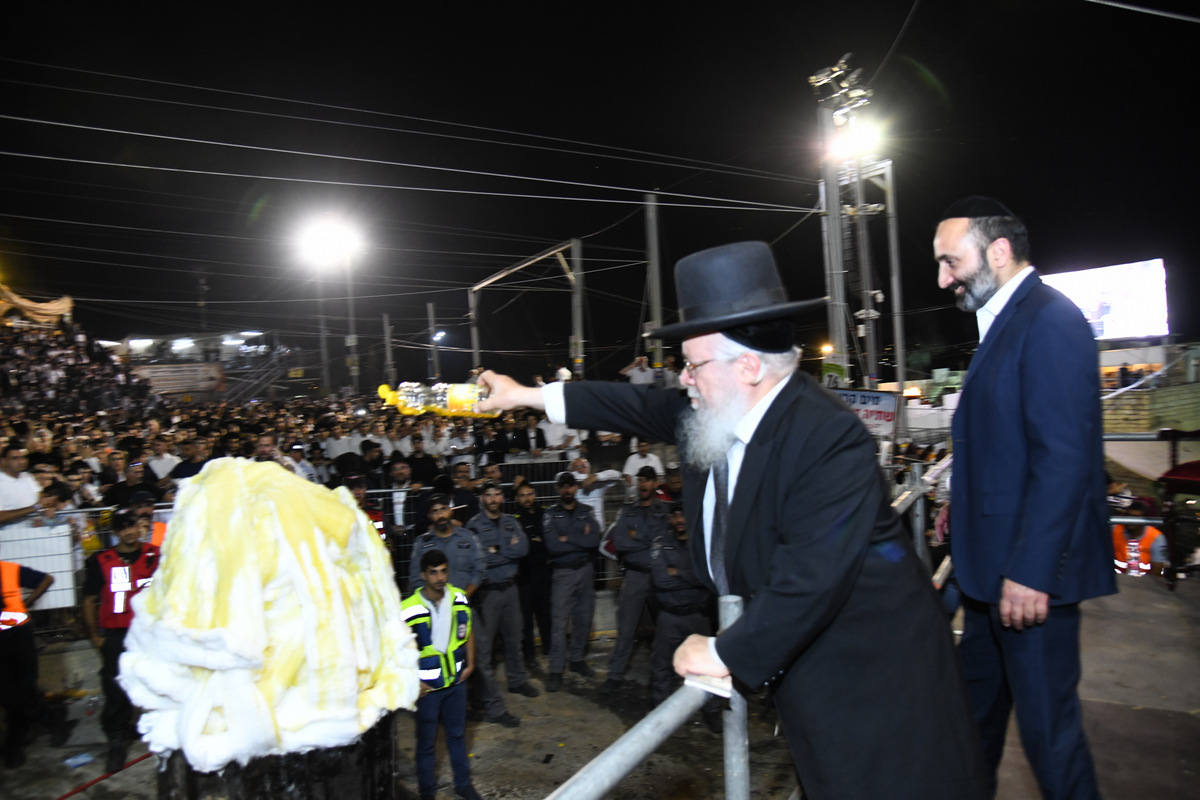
1041,258,1169,340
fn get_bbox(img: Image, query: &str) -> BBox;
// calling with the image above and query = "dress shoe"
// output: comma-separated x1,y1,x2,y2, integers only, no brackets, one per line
455,784,484,800
702,709,723,734
546,673,563,692
509,682,540,698
599,678,620,696
46,704,71,747
569,660,595,678
106,739,128,773
486,711,520,728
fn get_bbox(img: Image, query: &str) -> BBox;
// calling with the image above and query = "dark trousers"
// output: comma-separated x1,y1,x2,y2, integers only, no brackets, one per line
519,567,552,659
959,596,1100,799
651,607,717,713
99,627,133,741
606,568,653,681
414,682,471,797
0,625,41,756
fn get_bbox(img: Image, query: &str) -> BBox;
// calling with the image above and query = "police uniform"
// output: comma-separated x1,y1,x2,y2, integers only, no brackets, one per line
513,503,551,661
83,542,160,743
543,501,601,676
606,497,670,684
401,584,474,798
648,534,716,706
466,510,533,710
408,528,486,595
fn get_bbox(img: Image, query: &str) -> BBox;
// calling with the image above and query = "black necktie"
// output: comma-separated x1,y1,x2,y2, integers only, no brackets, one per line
710,458,731,596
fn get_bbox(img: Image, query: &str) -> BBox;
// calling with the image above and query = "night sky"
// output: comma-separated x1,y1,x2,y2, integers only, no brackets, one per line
1,1,1196,386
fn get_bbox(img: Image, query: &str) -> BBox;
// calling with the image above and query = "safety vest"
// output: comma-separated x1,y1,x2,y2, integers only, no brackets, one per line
400,585,471,691
0,561,30,632
1112,524,1164,575
97,544,160,629
150,521,168,547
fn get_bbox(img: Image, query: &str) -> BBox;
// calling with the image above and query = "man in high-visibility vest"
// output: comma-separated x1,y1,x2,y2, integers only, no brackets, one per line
1,557,63,768
401,548,482,800
83,509,160,773
1112,500,1168,576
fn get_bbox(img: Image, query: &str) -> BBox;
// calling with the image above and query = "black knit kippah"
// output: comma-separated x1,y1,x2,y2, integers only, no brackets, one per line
940,196,1015,220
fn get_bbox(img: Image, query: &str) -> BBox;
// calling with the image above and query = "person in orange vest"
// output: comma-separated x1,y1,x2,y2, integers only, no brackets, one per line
82,509,161,773
1112,500,1167,576
1,556,67,768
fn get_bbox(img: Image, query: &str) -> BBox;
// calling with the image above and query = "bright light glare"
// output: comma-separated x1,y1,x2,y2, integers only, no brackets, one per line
171,338,195,352
829,121,881,161
222,338,245,346
903,386,922,397
129,339,155,350
297,216,364,267
821,344,834,354
432,331,446,342
240,330,263,337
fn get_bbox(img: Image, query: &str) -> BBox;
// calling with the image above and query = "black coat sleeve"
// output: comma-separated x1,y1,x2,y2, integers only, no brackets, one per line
562,382,689,444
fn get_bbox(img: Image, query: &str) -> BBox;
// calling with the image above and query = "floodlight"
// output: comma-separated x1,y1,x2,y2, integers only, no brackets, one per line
171,338,195,352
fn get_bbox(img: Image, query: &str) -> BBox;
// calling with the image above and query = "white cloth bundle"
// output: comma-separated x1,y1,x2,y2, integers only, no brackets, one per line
120,458,418,772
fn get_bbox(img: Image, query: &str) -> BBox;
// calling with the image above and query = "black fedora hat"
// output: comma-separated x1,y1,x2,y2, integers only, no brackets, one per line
645,241,825,344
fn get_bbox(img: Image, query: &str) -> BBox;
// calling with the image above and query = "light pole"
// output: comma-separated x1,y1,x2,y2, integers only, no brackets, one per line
298,216,365,396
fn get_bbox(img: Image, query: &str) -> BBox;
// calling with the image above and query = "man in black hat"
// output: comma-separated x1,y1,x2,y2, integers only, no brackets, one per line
934,198,1114,798
478,241,986,799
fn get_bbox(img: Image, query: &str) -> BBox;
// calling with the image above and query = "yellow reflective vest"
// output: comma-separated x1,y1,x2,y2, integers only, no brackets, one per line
401,584,471,691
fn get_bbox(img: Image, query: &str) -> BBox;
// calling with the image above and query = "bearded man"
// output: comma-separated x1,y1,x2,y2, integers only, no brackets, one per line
479,241,986,800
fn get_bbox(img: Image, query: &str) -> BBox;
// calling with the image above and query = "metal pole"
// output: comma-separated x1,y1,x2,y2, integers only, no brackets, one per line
645,193,664,369
909,462,930,571
882,161,908,437
427,302,441,381
468,290,481,369
719,595,750,800
345,258,359,395
852,152,879,389
544,686,709,800
571,238,585,379
818,106,850,359
383,313,396,388
317,278,331,397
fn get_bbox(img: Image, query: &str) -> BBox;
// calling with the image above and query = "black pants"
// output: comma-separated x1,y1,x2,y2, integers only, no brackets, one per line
519,567,552,659
99,627,133,741
0,625,41,756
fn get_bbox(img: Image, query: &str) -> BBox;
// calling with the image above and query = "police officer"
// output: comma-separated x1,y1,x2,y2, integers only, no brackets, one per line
602,465,670,695
409,494,486,597
513,482,551,665
466,481,535,726
649,503,720,731
543,471,601,691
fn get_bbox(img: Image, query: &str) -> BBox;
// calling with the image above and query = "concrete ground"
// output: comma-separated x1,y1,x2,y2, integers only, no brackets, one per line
3,577,1198,800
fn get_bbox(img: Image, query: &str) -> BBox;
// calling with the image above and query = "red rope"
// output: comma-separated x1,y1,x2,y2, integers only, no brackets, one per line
53,752,153,800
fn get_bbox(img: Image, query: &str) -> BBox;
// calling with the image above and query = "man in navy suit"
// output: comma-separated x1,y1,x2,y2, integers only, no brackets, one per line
934,197,1116,799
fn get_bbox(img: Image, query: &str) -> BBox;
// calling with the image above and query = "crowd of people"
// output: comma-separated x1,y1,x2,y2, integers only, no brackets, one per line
0,320,704,791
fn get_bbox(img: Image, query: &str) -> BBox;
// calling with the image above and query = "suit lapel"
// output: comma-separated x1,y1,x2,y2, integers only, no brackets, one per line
962,273,1041,391
725,377,804,567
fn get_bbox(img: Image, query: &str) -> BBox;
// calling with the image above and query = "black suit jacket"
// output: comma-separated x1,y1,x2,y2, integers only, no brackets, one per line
563,375,985,799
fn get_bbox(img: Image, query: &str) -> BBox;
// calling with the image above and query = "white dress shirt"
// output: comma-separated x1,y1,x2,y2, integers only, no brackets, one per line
977,265,1035,343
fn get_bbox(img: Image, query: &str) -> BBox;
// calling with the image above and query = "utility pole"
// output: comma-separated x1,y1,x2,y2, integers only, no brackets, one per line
644,194,664,368
427,302,441,381
383,313,396,387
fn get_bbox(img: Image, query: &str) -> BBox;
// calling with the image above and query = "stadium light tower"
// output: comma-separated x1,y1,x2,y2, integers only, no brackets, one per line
298,216,365,395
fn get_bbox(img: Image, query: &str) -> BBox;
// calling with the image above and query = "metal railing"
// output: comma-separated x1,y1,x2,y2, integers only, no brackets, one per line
546,596,748,800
